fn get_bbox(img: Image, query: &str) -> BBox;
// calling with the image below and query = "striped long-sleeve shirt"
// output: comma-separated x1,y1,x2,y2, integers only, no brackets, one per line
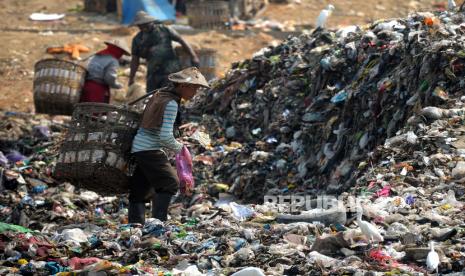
131,100,183,154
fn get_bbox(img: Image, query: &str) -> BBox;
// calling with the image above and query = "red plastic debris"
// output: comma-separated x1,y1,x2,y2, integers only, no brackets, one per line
375,185,391,197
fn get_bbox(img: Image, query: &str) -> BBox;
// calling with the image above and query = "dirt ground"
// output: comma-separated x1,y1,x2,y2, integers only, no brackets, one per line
0,0,448,112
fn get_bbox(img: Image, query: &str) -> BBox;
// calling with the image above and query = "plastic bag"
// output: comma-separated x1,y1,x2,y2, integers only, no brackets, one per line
229,202,255,221
231,267,266,276
176,146,194,195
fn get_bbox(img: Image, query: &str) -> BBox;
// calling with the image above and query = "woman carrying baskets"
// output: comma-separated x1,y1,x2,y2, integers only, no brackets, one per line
128,67,209,223
80,39,131,103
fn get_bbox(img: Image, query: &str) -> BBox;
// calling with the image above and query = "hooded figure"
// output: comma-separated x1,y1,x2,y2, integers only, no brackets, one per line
128,11,200,93
128,67,209,223
80,38,131,103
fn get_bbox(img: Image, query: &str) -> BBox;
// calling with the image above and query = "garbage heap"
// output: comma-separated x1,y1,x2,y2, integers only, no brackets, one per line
0,112,67,224
0,69,465,274
190,10,465,201
0,110,464,274
2,10,465,276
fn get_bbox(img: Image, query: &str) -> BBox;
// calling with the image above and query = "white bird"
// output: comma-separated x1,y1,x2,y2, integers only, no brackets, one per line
356,207,384,244
448,0,457,11
316,4,335,29
426,241,440,274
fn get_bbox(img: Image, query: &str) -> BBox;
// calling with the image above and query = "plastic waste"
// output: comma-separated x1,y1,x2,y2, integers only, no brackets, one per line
32,125,52,139
176,146,195,196
0,222,32,233
142,219,166,236
229,202,255,221
172,260,203,276
0,151,9,167
441,190,463,207
231,267,266,276
307,251,341,268
68,257,101,270
32,185,47,194
59,228,89,244
80,191,100,202
452,161,465,179
45,262,67,274
330,90,348,103
5,151,27,163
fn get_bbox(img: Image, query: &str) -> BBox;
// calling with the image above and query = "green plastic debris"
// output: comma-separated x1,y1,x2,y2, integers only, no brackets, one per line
456,50,465,58
185,218,198,227
420,80,429,92
268,55,281,65
176,229,188,239
0,222,32,233
354,131,364,141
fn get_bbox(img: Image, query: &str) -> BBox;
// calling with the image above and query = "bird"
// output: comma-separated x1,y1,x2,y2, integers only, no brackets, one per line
426,241,440,274
316,4,335,29
356,206,384,245
448,0,457,11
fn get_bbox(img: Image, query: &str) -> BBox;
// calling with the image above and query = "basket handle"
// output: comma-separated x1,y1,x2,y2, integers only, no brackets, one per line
127,89,158,106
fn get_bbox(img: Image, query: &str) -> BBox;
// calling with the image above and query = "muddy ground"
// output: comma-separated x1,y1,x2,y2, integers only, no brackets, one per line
0,0,446,112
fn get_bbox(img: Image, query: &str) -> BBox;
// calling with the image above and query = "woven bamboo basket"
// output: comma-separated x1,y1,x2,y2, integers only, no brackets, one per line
186,0,229,29
33,59,87,116
54,103,141,195
175,47,217,80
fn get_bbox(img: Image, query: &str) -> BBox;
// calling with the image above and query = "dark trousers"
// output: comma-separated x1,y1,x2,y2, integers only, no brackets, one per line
129,150,179,203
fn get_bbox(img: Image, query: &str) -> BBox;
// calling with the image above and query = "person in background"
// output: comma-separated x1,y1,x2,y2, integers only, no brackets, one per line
128,11,200,93
128,67,209,223
229,0,240,22
170,0,187,15
80,39,130,103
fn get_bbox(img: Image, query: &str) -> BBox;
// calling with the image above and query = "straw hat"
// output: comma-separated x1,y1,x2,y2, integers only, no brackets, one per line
168,67,210,88
104,38,131,56
131,11,158,26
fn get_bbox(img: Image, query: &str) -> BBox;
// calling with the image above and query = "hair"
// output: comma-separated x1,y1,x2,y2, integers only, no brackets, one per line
172,82,182,88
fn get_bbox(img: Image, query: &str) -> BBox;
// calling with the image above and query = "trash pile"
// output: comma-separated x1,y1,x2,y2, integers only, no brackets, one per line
0,112,66,226
190,9,465,202
2,9,465,276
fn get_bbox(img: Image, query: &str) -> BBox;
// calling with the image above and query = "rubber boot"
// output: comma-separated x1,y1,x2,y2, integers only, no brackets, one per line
151,193,172,221
128,202,146,224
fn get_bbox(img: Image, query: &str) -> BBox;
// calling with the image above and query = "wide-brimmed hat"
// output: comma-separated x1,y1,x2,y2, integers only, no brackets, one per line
104,38,131,55
131,11,159,26
168,67,210,88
